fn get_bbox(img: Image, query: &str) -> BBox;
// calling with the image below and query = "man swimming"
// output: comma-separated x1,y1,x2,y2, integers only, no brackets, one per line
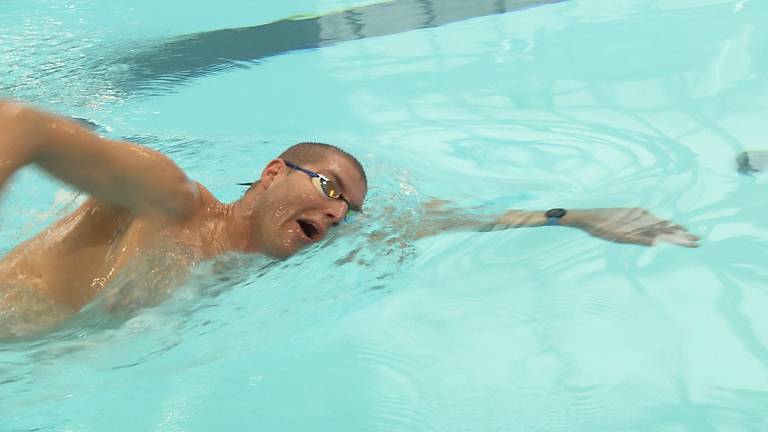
0,100,699,333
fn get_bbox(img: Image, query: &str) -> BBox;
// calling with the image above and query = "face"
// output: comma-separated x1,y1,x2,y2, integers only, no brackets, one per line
250,154,366,258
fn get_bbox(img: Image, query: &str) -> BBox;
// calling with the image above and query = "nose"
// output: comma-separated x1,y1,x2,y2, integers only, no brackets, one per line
324,199,348,223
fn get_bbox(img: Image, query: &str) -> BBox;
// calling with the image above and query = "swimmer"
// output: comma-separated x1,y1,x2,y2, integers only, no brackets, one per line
0,100,699,332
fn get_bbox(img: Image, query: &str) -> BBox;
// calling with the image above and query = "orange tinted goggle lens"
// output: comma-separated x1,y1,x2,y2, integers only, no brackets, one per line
312,176,341,199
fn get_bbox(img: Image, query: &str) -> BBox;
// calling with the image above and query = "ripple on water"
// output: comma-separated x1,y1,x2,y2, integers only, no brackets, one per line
347,332,439,431
375,208,691,429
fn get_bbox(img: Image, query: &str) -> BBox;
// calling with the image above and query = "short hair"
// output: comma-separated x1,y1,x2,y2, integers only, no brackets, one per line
279,142,367,186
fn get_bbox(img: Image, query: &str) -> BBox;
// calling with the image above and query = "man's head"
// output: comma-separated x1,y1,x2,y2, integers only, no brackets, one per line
237,142,367,258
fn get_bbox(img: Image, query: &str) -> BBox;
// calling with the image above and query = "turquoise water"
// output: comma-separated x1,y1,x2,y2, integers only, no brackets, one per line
2,0,768,430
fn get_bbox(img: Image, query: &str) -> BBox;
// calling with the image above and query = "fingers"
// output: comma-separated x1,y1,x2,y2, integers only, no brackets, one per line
663,223,686,233
620,235,655,247
612,232,700,248
651,231,700,247
653,221,701,247
582,209,702,248
630,220,701,247
593,227,701,248
586,228,655,246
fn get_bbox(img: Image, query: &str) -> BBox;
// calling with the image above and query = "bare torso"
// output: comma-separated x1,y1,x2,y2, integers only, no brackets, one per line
0,184,226,312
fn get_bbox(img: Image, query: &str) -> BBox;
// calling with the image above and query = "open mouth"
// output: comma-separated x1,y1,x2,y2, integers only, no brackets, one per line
297,219,320,240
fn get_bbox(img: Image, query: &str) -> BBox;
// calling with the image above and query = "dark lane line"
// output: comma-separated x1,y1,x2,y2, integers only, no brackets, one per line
114,0,567,93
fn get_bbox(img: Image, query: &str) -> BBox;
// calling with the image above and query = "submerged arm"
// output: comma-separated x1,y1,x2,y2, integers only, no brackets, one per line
415,201,700,247
0,100,199,219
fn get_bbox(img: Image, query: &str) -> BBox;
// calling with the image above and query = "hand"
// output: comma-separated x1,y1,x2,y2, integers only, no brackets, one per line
563,208,700,247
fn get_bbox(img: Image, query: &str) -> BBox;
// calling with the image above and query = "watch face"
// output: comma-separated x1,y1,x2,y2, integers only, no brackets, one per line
545,208,567,219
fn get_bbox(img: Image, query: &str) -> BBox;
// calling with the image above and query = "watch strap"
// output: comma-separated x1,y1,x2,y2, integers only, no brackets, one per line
545,208,567,226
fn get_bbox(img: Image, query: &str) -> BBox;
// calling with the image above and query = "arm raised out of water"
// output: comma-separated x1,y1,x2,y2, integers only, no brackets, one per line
0,100,199,219
414,201,700,247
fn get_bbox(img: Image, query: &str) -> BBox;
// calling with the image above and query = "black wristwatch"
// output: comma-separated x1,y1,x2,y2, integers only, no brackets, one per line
545,208,567,226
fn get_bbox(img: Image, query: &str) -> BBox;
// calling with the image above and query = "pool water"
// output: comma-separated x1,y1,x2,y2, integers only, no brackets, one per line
2,0,768,430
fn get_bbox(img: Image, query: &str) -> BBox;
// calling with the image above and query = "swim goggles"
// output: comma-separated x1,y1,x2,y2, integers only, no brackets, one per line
238,160,361,221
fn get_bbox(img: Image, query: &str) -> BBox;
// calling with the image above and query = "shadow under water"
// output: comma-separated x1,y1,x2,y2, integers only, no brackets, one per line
111,0,567,94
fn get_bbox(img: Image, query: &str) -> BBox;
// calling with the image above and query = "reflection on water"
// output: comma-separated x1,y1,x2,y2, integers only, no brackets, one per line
111,0,567,94
0,0,567,105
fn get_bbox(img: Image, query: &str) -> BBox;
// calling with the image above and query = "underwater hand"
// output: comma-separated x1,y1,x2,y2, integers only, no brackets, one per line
563,208,700,247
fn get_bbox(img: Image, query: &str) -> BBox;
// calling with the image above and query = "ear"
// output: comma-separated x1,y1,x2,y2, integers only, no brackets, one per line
259,158,287,189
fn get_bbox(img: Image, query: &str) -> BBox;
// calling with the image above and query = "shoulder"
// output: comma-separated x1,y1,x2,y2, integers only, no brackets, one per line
193,182,220,207
92,182,217,222
188,182,231,217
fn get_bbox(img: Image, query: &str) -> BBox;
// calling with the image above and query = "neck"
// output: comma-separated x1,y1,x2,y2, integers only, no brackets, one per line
222,192,263,254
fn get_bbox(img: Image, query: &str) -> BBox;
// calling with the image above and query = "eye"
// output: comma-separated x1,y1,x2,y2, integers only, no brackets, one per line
320,178,342,199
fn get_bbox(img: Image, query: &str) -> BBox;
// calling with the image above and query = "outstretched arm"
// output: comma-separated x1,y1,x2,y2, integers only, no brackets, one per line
0,100,199,219
415,201,700,247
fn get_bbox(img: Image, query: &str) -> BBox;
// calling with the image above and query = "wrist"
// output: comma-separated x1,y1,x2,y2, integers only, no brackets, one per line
16,106,51,162
0,103,43,167
557,209,582,227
